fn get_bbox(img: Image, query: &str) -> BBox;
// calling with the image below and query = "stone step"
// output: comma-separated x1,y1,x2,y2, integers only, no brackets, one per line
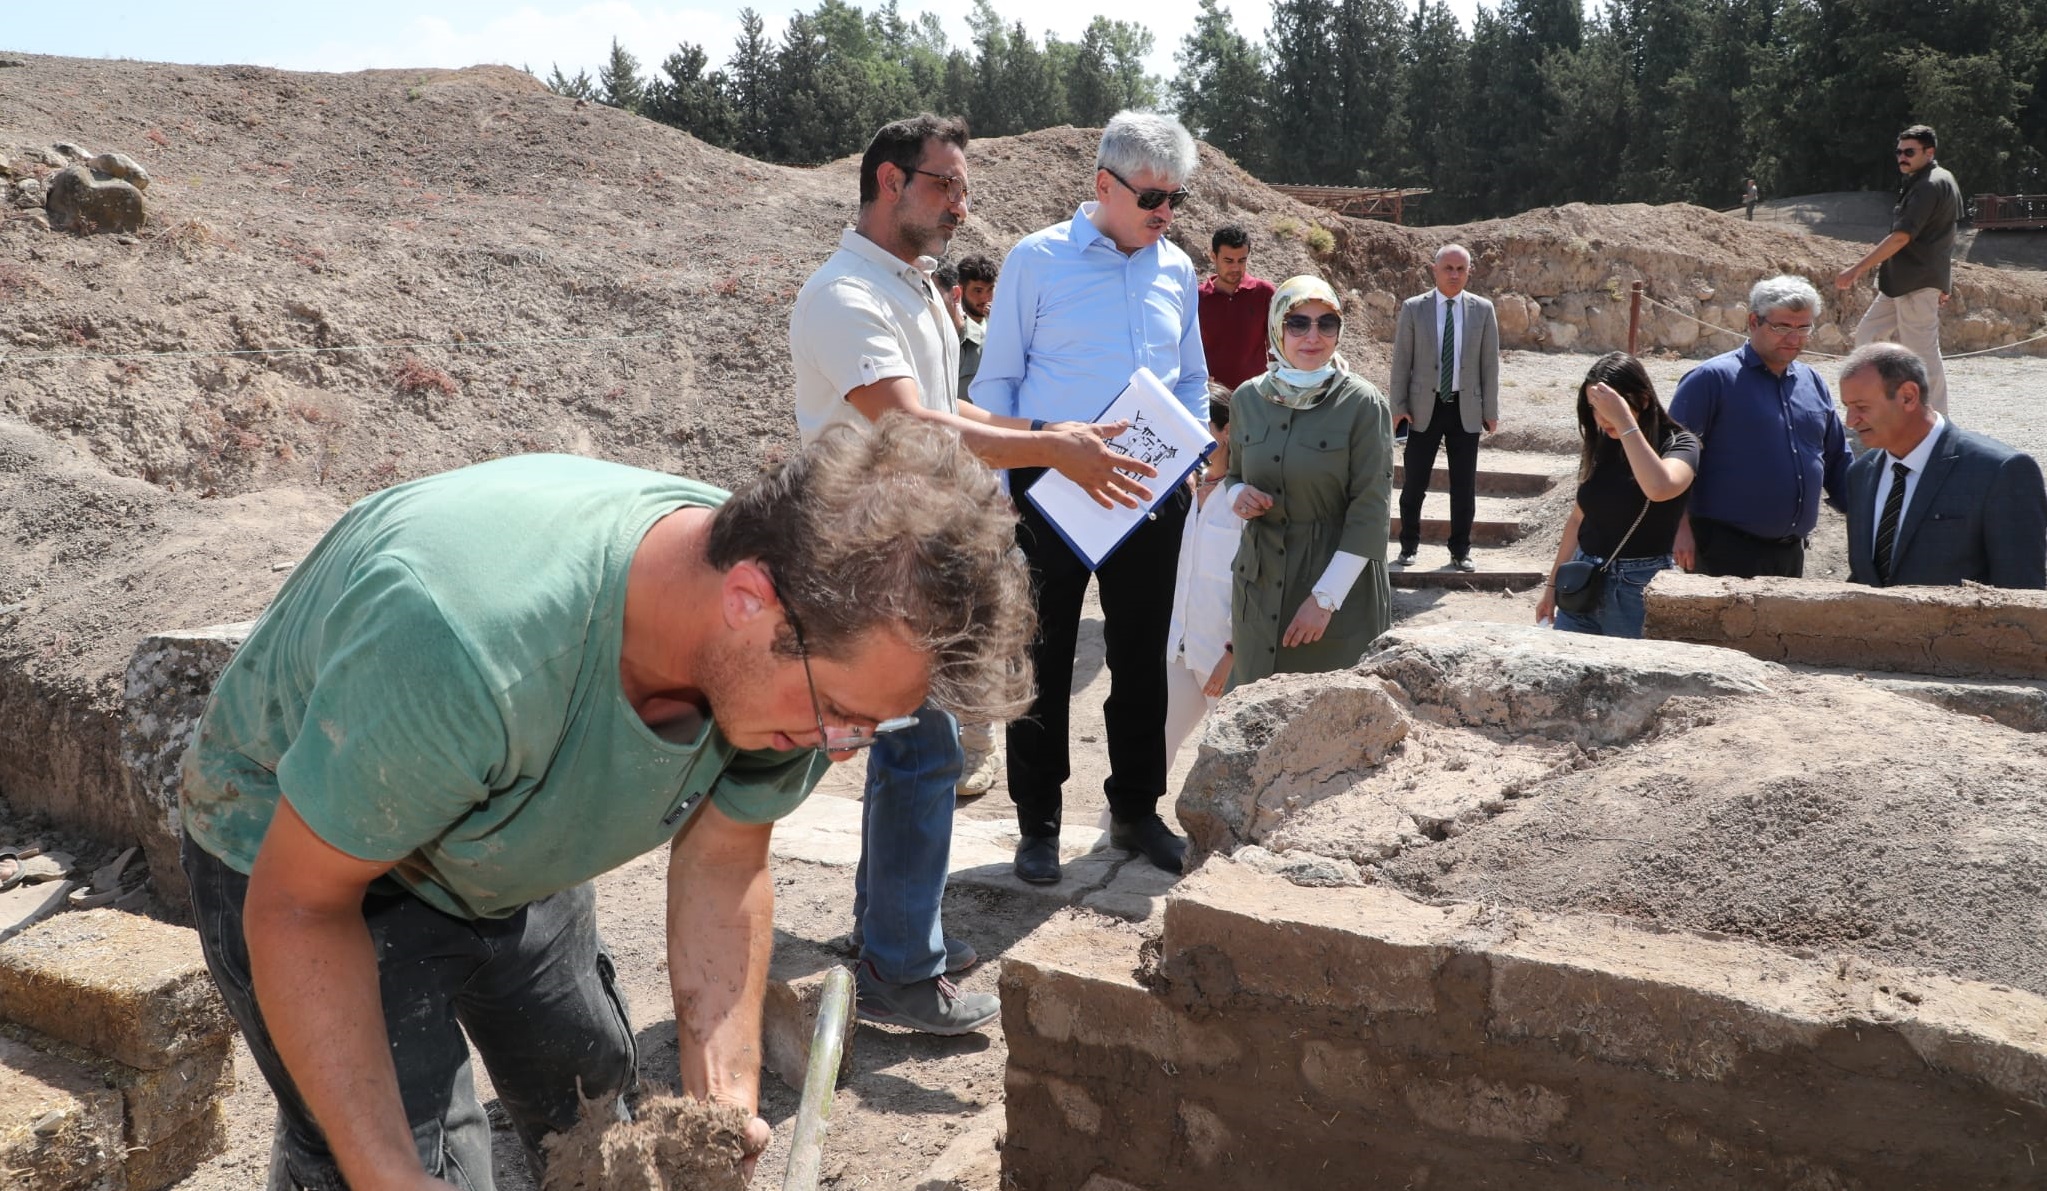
1388,492,1528,547
1393,450,1566,497
1389,564,1547,592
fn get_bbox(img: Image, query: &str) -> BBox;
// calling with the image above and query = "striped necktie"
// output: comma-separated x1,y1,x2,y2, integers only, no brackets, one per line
1873,459,1910,583
1438,298,1455,403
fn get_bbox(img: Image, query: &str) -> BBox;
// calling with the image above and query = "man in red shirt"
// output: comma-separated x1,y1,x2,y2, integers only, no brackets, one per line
1197,224,1276,391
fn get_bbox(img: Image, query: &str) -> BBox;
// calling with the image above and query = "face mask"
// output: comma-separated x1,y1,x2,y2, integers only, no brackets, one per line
1273,362,1335,388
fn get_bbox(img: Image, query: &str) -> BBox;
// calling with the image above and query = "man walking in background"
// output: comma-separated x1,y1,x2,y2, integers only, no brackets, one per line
974,110,1208,885
1837,124,1961,415
791,114,1150,1033
1671,275,1851,579
1744,178,1760,221
1197,223,1275,391
1391,244,1499,573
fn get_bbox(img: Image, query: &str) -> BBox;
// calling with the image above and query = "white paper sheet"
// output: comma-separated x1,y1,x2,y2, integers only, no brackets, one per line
1023,368,1216,570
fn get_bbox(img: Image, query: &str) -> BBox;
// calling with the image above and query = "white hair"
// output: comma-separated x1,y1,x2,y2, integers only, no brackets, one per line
1096,111,1198,187
1434,243,1472,264
1748,275,1823,319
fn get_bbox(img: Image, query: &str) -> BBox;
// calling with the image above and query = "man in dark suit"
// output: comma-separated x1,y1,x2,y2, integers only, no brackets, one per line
1840,343,2046,589
1390,244,1500,572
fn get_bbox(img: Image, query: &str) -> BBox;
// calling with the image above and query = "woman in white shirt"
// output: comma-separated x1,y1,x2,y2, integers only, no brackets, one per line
1163,383,1244,770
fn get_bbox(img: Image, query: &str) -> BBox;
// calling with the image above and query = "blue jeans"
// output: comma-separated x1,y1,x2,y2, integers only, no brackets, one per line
852,703,961,985
182,835,636,1190
1554,551,1673,639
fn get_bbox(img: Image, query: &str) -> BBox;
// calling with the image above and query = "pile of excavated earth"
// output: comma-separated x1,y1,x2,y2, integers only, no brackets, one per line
3,49,2047,1191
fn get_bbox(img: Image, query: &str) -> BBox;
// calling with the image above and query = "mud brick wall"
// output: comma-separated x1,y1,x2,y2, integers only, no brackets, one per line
1645,572,2047,680
0,908,235,1190
1000,861,2047,1191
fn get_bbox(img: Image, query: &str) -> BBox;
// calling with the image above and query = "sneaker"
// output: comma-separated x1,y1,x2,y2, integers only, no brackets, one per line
1394,551,1418,568
1452,555,1478,573
855,959,999,1035
956,744,1000,800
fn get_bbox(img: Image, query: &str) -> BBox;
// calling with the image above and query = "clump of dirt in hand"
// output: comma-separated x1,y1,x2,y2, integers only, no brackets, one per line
541,1091,752,1191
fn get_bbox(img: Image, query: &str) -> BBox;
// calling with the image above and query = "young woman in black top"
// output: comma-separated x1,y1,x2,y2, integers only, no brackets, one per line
1536,353,1700,637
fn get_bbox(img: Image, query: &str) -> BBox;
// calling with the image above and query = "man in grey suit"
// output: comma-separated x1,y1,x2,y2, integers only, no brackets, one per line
1391,244,1501,572
1840,343,2046,589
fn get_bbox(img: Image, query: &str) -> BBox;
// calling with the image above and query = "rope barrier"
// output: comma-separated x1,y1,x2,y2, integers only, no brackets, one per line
0,332,666,365
1632,289,2047,361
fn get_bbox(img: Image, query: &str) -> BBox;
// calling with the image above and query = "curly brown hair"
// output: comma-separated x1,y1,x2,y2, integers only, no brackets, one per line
707,414,1035,722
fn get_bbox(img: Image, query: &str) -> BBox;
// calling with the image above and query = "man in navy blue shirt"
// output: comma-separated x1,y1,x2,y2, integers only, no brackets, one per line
1671,275,1851,578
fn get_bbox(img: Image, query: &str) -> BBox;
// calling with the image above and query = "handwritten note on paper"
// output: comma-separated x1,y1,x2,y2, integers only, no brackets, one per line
1024,368,1215,570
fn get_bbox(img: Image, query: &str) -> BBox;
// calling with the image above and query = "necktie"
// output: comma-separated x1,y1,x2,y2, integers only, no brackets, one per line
1873,459,1910,583
1438,298,1455,403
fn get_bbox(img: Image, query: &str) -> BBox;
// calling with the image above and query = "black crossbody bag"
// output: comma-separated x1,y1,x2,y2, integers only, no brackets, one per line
1554,498,1650,616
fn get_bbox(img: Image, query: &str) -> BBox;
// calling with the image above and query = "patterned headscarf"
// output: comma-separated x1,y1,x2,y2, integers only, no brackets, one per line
1262,274,1352,409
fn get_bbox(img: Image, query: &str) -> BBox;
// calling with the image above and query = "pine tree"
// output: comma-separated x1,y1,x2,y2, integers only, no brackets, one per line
1172,0,1269,175
544,64,596,100
727,9,778,159
644,43,737,147
598,38,645,113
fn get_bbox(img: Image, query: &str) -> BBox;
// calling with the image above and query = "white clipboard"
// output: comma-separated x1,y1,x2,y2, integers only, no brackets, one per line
1022,368,1216,570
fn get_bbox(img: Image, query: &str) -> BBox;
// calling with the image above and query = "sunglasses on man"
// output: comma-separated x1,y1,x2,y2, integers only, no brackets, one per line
1104,167,1190,211
1282,312,1343,336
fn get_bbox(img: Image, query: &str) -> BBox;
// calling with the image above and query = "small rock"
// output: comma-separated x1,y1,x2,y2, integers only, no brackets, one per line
116,234,138,245
51,141,90,162
88,151,150,191
46,165,147,234
32,1109,68,1136
0,152,11,178
22,209,51,232
13,176,44,207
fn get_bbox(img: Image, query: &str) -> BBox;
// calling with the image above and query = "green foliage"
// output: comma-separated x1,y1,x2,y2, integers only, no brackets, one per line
547,0,2044,217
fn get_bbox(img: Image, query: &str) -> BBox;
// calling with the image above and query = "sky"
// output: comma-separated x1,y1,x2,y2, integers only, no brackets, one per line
7,0,1484,93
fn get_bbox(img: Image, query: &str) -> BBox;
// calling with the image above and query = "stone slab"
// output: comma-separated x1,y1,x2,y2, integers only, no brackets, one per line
1864,674,2047,732
0,1033,124,1191
1646,572,2047,680
0,908,232,1071
120,622,252,917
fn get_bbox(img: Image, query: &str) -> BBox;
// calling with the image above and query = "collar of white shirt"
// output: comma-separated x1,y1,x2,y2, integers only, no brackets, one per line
1889,413,1947,475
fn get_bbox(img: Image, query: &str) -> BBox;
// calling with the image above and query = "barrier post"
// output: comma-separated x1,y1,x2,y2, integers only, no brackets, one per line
1628,281,1644,354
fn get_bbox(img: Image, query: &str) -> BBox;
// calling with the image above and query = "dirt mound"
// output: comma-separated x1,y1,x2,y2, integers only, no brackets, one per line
540,1092,750,1191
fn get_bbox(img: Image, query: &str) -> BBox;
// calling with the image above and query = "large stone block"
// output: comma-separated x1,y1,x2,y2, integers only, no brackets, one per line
120,622,251,917
44,164,147,234
1176,669,1409,862
1365,621,1778,747
0,908,232,1071
1645,572,2047,679
0,1034,125,1191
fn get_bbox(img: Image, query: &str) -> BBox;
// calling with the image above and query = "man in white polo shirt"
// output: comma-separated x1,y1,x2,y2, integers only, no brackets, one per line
789,113,1152,1034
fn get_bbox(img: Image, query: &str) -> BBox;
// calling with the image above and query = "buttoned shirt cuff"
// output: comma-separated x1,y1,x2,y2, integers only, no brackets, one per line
1311,550,1369,611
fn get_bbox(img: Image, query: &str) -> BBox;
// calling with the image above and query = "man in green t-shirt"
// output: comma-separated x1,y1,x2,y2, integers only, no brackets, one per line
179,418,1033,1190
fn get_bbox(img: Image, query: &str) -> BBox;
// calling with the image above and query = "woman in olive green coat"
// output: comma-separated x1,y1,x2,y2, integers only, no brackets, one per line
1226,275,1394,686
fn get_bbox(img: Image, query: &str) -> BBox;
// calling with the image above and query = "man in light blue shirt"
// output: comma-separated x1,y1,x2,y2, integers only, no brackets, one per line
973,111,1209,885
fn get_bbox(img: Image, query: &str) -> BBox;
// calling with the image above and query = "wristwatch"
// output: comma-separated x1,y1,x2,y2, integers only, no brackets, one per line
1030,418,1047,432
1312,592,1338,612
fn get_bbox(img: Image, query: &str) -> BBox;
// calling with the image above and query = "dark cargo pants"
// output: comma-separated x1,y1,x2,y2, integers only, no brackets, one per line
183,834,638,1190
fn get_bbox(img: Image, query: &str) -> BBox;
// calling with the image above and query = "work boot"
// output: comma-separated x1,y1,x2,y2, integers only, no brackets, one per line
855,959,999,1035
1109,813,1187,875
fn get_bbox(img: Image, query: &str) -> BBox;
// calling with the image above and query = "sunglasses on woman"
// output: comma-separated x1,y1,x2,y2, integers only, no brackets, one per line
1282,313,1343,336
1105,167,1190,211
